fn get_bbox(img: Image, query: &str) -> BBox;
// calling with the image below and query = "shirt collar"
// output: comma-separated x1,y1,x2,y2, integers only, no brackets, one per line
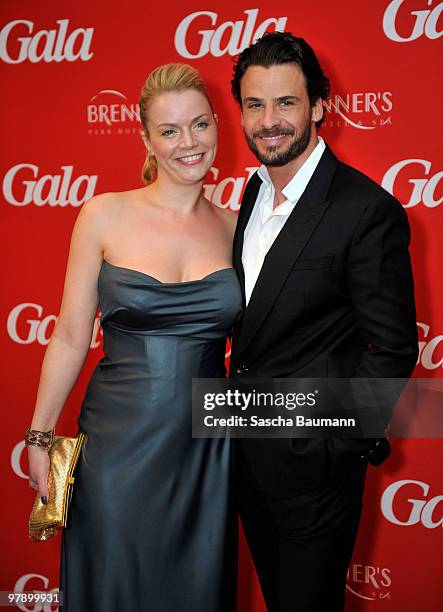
282,136,326,203
256,137,326,217
257,164,272,186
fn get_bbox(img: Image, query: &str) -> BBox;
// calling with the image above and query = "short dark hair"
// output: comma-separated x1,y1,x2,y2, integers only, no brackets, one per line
231,32,330,127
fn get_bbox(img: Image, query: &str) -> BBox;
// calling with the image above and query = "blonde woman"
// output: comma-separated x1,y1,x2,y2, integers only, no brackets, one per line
26,64,240,611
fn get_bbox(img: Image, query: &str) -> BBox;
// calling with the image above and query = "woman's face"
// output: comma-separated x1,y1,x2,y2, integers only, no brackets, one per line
145,89,217,185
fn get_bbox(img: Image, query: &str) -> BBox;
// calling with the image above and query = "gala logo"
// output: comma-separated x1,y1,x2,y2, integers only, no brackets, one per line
3,164,97,207
13,574,59,611
416,322,443,370
381,159,442,208
174,9,287,58
0,19,94,64
7,303,102,348
381,479,443,528
383,0,443,42
11,441,27,480
204,166,258,211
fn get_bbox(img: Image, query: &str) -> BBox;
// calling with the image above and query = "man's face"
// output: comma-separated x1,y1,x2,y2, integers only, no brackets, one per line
239,63,322,167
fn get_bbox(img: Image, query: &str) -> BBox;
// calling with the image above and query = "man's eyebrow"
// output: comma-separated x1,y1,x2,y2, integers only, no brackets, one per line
242,97,263,104
242,95,301,104
275,95,300,103
156,113,210,128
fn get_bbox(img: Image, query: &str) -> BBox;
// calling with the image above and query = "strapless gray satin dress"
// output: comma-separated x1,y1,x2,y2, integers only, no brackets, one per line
59,261,242,612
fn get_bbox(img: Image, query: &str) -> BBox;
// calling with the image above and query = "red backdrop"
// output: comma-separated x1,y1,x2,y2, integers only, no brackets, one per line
1,1,442,610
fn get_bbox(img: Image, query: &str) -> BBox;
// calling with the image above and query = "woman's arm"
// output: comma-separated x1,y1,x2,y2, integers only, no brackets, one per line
27,195,109,502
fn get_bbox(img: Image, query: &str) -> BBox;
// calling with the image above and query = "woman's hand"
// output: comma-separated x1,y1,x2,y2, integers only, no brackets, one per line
28,446,50,504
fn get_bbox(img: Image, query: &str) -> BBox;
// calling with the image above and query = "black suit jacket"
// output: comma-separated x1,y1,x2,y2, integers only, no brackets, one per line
230,145,417,379
229,146,418,483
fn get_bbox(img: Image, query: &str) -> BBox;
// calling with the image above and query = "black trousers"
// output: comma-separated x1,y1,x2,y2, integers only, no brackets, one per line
236,440,368,612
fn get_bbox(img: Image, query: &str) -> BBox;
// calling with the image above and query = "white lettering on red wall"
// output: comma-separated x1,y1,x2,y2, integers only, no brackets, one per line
174,9,287,58
417,322,443,369
323,91,393,130
382,159,442,208
11,441,27,480
14,574,59,612
383,0,443,42
87,90,141,136
381,479,443,528
7,303,102,348
346,563,392,600
3,164,97,207
0,19,94,64
204,166,258,211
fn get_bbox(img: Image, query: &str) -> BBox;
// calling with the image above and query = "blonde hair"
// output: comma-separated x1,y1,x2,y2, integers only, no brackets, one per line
139,63,212,184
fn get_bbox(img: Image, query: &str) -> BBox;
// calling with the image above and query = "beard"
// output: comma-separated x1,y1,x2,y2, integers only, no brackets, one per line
245,120,312,167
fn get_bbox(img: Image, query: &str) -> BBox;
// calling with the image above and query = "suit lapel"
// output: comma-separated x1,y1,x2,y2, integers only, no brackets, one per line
233,172,262,304
236,146,338,355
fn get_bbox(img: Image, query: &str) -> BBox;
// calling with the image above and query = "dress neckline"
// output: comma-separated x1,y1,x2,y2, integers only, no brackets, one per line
101,260,235,285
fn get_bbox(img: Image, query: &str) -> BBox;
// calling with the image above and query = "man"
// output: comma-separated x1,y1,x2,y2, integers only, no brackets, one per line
229,33,418,611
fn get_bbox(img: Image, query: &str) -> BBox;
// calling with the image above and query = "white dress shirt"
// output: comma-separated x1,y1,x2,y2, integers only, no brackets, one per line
242,137,326,305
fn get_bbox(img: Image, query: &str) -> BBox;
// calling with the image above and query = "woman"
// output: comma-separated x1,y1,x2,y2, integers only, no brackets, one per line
26,63,241,611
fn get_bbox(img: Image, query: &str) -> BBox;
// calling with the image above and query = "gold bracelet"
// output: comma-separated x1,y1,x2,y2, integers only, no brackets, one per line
25,427,55,451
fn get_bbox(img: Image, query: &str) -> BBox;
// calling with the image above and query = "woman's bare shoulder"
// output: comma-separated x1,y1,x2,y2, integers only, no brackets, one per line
78,188,144,226
208,201,238,237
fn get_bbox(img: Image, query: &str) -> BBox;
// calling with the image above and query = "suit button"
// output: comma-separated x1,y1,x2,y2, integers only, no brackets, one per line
236,364,248,374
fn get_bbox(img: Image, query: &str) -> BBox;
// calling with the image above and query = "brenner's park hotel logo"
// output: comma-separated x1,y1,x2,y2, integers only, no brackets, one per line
322,91,393,130
87,90,141,136
347,562,392,601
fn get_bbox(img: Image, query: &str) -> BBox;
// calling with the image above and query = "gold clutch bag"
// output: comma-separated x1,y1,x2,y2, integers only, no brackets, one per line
29,432,85,542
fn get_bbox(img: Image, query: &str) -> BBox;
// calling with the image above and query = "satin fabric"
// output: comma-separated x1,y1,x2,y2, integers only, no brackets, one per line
59,261,242,612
